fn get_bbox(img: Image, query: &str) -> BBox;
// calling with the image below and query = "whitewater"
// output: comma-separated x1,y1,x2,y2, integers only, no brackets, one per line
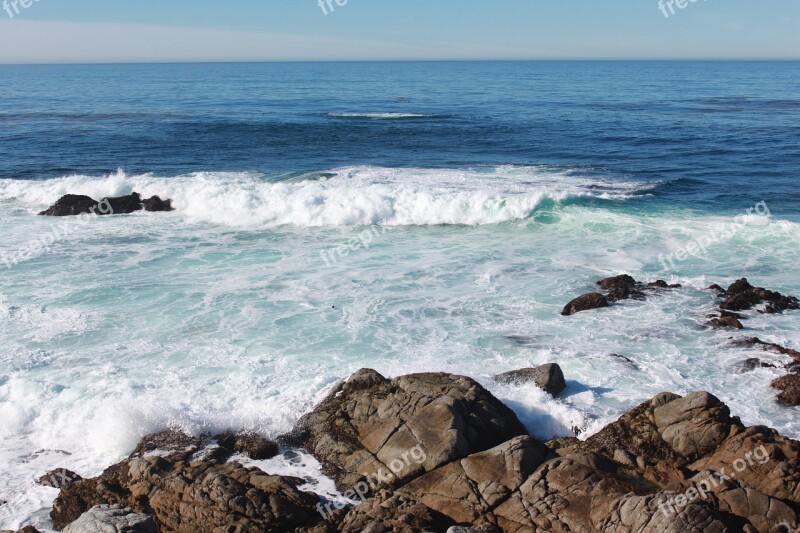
1,166,799,530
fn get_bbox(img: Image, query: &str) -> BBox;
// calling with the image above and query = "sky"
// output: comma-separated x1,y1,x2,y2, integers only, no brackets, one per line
0,0,798,63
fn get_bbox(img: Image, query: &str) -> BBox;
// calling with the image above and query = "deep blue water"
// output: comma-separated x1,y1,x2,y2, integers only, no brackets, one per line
1,61,799,215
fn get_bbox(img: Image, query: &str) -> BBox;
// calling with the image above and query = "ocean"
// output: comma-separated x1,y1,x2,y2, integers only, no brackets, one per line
1,61,799,529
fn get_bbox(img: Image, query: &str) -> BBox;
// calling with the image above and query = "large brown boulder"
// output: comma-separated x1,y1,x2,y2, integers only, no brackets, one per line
291,369,528,492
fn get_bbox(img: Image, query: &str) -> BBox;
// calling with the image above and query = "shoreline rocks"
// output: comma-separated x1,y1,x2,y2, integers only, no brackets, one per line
38,192,174,217
48,370,800,532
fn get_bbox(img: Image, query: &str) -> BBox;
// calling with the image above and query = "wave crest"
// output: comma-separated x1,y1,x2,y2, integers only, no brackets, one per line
0,166,649,228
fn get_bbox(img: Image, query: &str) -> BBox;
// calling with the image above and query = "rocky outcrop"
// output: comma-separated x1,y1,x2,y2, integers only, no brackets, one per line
771,375,800,406
291,369,527,491
562,275,681,316
493,363,567,396
708,316,744,330
39,192,174,216
335,490,453,533
715,278,799,314
398,436,550,525
62,504,157,533
38,194,101,216
50,430,303,531
561,292,609,316
48,372,800,533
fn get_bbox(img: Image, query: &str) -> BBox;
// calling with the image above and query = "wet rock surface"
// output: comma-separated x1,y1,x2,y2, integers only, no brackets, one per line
493,363,567,396
562,274,681,316
49,371,800,532
39,192,174,216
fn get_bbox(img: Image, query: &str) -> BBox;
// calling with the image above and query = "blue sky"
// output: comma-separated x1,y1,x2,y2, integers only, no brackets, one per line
0,0,798,63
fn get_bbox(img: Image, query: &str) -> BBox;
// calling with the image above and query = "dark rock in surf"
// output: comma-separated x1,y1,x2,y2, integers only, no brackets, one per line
561,292,609,316
730,337,800,361
102,192,143,214
598,274,645,301
39,192,175,217
708,316,744,330
736,358,778,373
38,194,100,216
715,278,799,314
493,363,567,397
142,195,173,212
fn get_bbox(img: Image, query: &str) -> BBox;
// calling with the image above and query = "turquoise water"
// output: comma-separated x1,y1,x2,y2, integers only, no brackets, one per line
1,62,799,529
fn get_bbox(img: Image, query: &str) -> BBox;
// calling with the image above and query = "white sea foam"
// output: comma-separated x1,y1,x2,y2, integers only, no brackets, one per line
0,166,648,228
326,112,434,119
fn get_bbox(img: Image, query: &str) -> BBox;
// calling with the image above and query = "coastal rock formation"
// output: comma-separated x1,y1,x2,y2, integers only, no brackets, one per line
291,369,527,491
50,430,295,531
708,316,744,330
493,363,567,396
62,504,157,533
37,194,100,216
561,292,609,316
562,275,681,316
715,278,800,314
48,372,800,532
335,490,453,533
38,192,174,216
771,375,800,406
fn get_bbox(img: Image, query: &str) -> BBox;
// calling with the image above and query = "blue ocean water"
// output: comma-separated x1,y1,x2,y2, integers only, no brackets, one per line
1,61,799,529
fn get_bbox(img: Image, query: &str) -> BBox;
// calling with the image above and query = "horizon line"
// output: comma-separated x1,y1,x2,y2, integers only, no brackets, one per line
2,58,799,66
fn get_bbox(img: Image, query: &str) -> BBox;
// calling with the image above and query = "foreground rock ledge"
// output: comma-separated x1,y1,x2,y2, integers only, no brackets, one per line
51,370,800,532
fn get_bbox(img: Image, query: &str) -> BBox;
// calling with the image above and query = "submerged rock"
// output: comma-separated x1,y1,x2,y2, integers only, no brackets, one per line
493,363,567,396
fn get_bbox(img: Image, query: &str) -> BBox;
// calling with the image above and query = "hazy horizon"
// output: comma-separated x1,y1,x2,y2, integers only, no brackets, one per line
0,1,798,64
